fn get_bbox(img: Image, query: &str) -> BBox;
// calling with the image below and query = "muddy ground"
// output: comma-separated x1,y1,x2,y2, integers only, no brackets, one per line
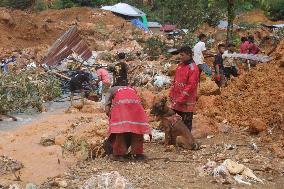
0,100,283,188
0,6,283,189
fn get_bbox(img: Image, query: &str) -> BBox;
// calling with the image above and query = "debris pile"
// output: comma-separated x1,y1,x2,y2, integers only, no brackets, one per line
80,171,133,189
0,156,23,176
128,61,171,88
57,115,108,160
200,159,263,185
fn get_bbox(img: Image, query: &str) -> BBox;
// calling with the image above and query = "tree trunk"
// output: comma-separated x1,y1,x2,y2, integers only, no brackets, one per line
227,0,235,44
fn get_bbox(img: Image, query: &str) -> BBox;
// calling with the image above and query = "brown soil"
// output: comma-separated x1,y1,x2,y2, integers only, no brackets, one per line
201,40,284,130
0,7,143,65
0,7,283,189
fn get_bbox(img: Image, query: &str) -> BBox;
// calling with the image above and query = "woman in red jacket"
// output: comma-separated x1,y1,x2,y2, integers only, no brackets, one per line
169,47,200,131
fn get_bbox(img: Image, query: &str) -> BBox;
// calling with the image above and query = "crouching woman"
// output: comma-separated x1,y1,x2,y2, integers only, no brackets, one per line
104,86,151,161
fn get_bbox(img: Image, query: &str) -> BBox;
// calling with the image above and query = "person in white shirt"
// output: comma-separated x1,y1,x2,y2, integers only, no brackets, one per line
193,33,213,76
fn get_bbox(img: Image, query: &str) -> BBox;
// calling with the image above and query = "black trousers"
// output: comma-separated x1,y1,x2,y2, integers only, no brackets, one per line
173,110,193,131
224,66,238,80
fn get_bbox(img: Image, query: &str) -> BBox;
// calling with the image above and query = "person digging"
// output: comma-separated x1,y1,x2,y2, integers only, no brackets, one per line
104,85,151,161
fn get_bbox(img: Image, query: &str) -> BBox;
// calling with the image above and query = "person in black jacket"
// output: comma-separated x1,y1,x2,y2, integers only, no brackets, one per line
69,71,96,106
213,43,226,88
113,53,128,86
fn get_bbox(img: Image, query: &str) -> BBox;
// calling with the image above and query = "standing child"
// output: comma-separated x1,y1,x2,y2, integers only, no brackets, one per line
214,44,226,88
222,43,238,81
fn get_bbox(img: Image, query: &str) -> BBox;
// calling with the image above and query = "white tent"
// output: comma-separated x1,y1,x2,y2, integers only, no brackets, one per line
101,3,146,17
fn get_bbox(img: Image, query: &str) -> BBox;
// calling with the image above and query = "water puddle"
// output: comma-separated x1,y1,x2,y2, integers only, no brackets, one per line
0,95,77,131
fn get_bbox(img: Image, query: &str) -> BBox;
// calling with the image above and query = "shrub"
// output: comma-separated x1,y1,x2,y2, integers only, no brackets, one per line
143,36,166,60
34,0,47,11
0,71,61,114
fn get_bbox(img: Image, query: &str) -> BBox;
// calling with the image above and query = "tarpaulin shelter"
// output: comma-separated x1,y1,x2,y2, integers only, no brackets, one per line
42,26,92,66
131,19,149,32
101,3,148,29
101,3,146,17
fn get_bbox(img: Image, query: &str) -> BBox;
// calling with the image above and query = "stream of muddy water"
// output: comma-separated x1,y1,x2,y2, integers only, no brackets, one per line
0,95,80,131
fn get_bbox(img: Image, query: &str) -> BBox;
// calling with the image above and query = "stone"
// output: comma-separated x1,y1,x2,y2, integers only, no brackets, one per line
57,180,68,188
248,118,267,134
218,123,232,133
55,135,66,146
40,135,55,146
25,183,37,189
270,145,284,159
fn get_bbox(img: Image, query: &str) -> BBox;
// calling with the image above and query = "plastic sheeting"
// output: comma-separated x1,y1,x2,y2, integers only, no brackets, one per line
101,3,145,17
131,19,149,32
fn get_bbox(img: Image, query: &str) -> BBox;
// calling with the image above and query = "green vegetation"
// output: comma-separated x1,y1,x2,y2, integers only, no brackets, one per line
1,0,282,28
0,70,61,114
143,36,166,60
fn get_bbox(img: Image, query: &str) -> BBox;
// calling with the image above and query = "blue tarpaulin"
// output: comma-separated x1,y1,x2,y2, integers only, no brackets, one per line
131,19,149,32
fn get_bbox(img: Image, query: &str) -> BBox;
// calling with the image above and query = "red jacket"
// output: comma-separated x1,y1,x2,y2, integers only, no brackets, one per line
240,41,250,54
248,42,260,54
169,61,199,112
108,87,151,135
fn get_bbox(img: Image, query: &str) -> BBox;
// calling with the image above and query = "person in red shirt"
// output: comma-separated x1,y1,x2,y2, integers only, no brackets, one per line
247,35,261,69
248,35,260,55
104,86,151,161
240,37,249,54
95,66,111,103
169,47,199,131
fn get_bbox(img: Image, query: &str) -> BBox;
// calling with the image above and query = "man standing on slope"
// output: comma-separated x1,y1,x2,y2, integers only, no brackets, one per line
193,33,214,76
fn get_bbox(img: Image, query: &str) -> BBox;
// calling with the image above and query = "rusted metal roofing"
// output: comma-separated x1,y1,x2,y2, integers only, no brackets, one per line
42,25,92,66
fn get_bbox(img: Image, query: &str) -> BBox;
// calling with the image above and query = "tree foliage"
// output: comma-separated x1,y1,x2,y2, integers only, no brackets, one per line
1,0,283,31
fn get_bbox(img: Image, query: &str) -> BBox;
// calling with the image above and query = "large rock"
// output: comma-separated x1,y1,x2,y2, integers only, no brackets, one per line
0,11,15,26
248,118,267,134
40,135,55,146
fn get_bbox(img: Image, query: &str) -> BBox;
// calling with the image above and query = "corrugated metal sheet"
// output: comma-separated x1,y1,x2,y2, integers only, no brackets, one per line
42,25,92,66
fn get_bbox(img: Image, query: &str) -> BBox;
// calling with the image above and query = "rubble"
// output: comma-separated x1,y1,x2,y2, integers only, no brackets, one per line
0,156,23,176
0,6,283,189
40,135,55,146
80,171,133,189
213,159,263,184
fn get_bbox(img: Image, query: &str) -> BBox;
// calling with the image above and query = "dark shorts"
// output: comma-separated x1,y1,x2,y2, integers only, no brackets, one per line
224,66,238,80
